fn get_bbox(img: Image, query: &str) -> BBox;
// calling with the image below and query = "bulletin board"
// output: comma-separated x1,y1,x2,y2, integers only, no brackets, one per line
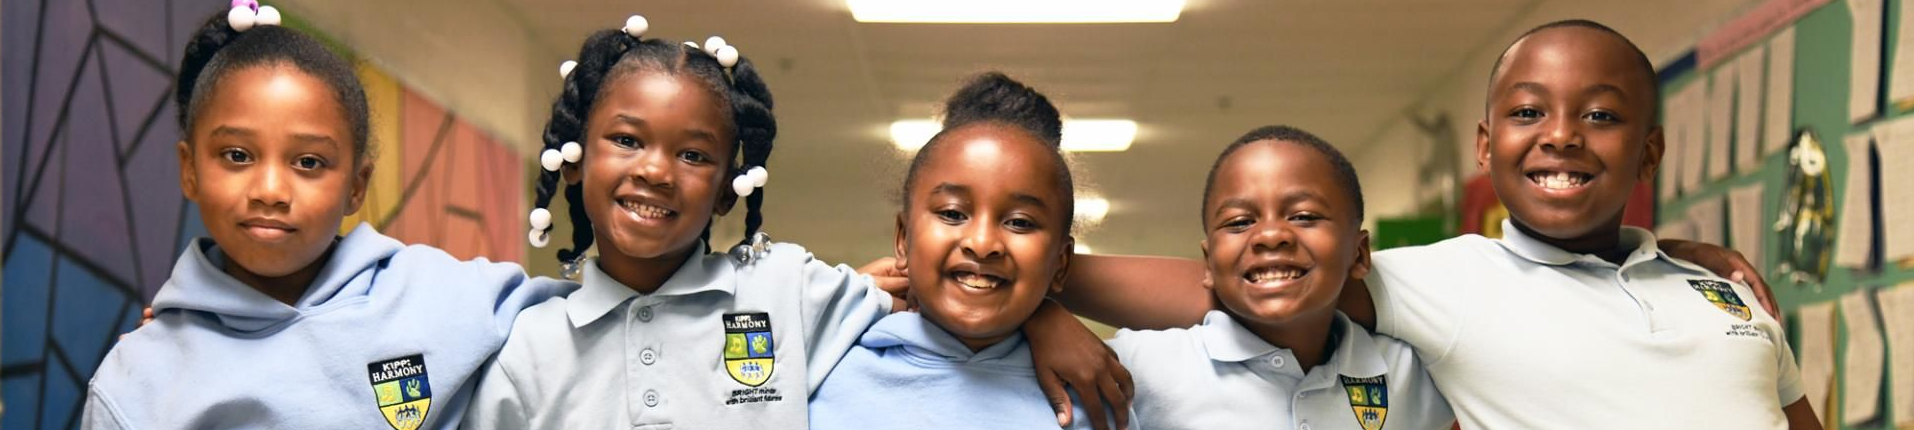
1656,0,1914,428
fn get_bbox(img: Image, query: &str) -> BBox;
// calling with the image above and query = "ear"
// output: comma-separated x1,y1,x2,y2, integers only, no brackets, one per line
1348,229,1373,281
1050,235,1074,295
892,212,909,272
1199,238,1214,291
1474,119,1492,173
715,171,739,216
1639,125,1666,182
176,141,199,202
343,157,373,216
560,161,582,186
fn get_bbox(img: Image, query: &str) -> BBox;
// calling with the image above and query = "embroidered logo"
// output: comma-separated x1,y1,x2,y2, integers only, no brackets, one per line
368,354,431,430
722,312,775,387
1340,375,1388,430
1688,279,1752,321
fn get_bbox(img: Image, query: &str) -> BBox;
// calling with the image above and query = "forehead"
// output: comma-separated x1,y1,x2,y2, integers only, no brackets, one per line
916,125,1066,196
196,67,348,129
593,71,732,133
1492,27,1654,96
1207,141,1347,209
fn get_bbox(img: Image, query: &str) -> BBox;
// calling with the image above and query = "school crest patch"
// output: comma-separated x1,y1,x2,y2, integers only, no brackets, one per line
1341,375,1387,430
1688,279,1752,321
368,354,431,430
723,312,775,387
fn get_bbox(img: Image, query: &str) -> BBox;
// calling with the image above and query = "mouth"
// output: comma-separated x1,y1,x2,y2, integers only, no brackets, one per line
238,218,298,241
615,197,678,221
1524,170,1594,190
1242,264,1309,285
951,271,1008,290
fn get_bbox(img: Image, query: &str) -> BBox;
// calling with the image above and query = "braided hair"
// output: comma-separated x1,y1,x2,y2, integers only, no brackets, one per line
901,72,1074,231
531,22,776,265
175,9,370,161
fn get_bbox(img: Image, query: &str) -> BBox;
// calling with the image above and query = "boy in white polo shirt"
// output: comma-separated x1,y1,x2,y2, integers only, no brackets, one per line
1108,125,1453,430
1056,20,1818,430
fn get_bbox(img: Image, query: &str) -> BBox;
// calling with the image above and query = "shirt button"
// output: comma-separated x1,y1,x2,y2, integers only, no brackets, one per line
641,348,657,365
644,390,660,407
1271,356,1286,368
1300,422,1312,430
637,306,653,322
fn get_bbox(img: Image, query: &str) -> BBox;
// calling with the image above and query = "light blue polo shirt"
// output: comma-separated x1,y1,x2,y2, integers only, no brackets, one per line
463,241,893,429
1368,221,1804,429
808,311,1120,430
1110,310,1452,430
82,223,575,430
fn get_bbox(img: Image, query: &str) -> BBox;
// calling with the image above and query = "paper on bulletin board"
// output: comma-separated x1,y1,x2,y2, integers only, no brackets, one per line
1766,26,1796,155
1880,116,1914,262
1736,48,1766,172
1663,86,1696,200
1840,289,1885,425
1833,131,1875,268
1656,218,1696,242
1850,0,1884,123
1678,84,1710,194
1798,301,1839,423
1876,283,1914,428
1709,69,1737,180
1688,196,1726,248
1728,183,1765,268
1892,0,1914,105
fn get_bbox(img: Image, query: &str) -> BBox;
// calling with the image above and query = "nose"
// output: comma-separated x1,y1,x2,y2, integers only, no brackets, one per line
1249,221,1294,254
960,216,1006,260
630,145,674,189
1539,113,1585,152
248,162,292,211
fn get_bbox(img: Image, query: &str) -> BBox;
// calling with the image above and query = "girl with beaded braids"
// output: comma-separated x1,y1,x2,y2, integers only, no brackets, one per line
84,3,574,429
465,15,1127,430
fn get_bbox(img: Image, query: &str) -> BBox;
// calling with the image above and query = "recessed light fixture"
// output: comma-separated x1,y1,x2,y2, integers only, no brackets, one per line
1074,243,1094,254
1075,196,1110,223
848,0,1185,24
889,119,1136,152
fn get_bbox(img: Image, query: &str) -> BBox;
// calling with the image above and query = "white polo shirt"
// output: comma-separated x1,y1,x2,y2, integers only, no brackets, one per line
462,242,892,429
1368,220,1804,429
1110,311,1453,430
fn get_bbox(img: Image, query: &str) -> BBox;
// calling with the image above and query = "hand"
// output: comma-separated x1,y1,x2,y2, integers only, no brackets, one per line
1659,239,1779,321
856,257,908,302
120,307,154,341
1025,300,1132,430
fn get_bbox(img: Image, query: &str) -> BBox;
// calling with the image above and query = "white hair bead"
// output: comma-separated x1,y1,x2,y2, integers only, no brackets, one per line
560,141,583,163
624,15,649,38
254,5,281,26
714,45,739,68
732,174,756,197
703,36,727,56
227,6,256,32
559,60,577,80
746,166,768,187
528,229,551,248
529,208,553,230
540,148,564,172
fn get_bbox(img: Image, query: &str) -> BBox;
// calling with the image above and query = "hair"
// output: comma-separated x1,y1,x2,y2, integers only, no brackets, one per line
532,28,777,264
1201,125,1364,227
1486,19,1659,120
176,12,370,161
901,72,1074,231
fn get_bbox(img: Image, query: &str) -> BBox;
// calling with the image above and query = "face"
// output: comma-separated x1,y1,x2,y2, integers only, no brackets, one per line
568,71,736,271
893,125,1072,351
1477,27,1663,249
177,65,369,279
1201,141,1367,330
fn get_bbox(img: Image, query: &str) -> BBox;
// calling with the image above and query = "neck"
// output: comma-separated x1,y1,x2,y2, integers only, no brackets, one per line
224,242,335,306
1511,217,1631,264
1233,309,1337,373
598,244,698,295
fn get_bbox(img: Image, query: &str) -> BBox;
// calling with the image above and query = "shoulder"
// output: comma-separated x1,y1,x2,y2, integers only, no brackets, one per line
1108,327,1205,374
1372,234,1498,265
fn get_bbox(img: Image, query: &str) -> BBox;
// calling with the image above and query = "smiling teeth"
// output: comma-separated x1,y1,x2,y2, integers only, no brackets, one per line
1247,267,1305,282
955,272,1004,289
1529,172,1590,190
621,201,676,219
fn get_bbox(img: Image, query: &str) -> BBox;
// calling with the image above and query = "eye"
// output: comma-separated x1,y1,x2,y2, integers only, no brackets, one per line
1510,107,1543,120
678,149,710,164
293,155,328,170
1220,217,1253,233
1288,212,1326,226
935,208,968,224
1585,110,1620,123
218,148,253,164
1005,216,1040,233
611,135,641,149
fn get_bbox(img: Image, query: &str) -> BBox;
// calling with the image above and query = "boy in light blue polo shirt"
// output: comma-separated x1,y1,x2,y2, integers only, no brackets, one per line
1109,126,1452,430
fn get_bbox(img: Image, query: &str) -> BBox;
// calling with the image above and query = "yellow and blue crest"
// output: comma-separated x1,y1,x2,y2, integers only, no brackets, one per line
1340,375,1388,430
368,354,431,430
1688,279,1752,321
723,312,776,387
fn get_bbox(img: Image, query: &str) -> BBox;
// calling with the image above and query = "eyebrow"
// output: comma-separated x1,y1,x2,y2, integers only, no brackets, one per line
1509,81,1630,101
930,182,969,197
208,126,339,149
209,125,256,139
292,133,339,149
1210,190,1336,218
1211,197,1257,219
1010,193,1050,210
613,113,721,144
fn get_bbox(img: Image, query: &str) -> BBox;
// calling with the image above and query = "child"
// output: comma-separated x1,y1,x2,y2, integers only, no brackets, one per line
461,20,1124,430
83,4,572,429
808,72,1127,430
1109,125,1452,430
1060,20,1818,430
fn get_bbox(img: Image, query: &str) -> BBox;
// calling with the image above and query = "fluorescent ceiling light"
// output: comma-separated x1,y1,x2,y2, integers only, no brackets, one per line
1075,196,1110,223
848,0,1184,23
889,119,1136,152
1074,243,1093,254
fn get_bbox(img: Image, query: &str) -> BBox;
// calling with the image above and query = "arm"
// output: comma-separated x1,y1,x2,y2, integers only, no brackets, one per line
80,386,133,430
1024,299,1133,430
1054,254,1211,330
1782,398,1823,430
461,356,532,430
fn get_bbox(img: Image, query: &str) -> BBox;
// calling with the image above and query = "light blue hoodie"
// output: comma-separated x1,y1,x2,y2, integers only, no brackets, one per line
808,312,1130,430
81,223,575,430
